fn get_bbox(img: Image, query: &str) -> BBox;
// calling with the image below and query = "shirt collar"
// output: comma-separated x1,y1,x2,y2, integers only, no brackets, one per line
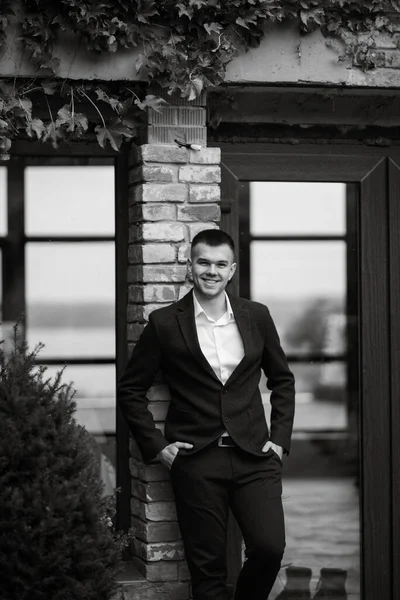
193,291,234,320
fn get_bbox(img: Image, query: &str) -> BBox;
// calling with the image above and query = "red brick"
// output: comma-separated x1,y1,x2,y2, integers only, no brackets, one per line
133,539,185,562
132,479,175,503
127,323,146,341
127,305,145,323
132,183,188,204
141,145,189,163
128,285,144,302
189,184,221,203
130,204,177,223
178,244,190,263
188,147,220,164
130,165,178,184
142,223,185,242
179,165,220,183
131,497,177,521
139,265,187,283
177,204,220,222
132,518,180,543
129,243,176,264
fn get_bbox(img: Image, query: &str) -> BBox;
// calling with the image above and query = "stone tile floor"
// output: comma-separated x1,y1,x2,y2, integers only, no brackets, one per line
269,477,360,599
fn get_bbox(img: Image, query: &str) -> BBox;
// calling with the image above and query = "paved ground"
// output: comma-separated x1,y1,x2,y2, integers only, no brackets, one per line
268,477,360,599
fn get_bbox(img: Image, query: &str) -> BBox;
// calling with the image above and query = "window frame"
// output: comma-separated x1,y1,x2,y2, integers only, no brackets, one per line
0,143,130,532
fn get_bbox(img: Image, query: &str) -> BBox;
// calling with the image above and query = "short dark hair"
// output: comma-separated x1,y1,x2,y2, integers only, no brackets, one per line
191,229,235,257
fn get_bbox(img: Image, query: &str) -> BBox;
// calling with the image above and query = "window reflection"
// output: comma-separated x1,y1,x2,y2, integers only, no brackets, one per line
25,166,115,236
0,166,6,236
26,242,115,358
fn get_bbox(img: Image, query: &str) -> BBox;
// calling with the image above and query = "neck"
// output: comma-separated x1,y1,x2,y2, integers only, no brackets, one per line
194,291,227,320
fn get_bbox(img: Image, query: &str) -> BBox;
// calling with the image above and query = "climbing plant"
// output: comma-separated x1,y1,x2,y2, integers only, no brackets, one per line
0,0,399,157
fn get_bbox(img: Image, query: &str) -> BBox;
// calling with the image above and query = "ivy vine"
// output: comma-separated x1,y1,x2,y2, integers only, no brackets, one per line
0,0,400,158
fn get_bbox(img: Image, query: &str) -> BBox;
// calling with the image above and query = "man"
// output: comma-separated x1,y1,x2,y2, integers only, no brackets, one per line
117,229,295,600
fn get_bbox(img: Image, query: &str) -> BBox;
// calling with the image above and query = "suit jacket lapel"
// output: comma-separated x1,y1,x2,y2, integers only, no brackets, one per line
176,290,221,382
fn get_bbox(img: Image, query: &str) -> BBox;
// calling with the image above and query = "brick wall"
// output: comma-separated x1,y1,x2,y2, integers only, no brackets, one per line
124,92,221,599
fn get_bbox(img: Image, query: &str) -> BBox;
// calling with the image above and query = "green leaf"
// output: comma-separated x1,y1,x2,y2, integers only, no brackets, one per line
204,22,223,35
43,122,63,148
56,105,88,133
186,77,204,101
134,94,168,113
95,89,121,111
95,120,133,151
177,4,193,18
25,118,45,140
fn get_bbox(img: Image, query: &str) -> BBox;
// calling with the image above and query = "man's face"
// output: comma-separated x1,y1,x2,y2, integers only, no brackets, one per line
189,242,236,300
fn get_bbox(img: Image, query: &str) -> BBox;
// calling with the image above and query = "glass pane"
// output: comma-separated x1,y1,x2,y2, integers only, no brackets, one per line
43,364,116,496
250,182,346,235
251,241,346,355
247,182,359,599
25,166,115,236
261,362,347,431
0,166,6,236
26,242,115,358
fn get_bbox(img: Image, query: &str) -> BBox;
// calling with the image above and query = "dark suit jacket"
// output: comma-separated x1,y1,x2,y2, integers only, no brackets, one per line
117,290,295,463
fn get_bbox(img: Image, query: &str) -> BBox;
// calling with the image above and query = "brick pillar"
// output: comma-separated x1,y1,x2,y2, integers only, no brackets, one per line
125,93,221,600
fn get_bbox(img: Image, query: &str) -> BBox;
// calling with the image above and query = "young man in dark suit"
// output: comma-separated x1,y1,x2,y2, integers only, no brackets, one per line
118,229,295,600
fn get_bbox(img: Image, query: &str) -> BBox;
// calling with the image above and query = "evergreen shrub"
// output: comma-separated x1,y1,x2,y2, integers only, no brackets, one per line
0,329,131,600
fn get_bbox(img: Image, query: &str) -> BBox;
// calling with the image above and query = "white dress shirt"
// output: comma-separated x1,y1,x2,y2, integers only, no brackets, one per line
193,292,244,385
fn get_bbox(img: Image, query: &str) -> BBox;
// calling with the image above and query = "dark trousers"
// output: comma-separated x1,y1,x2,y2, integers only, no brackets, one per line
170,443,285,600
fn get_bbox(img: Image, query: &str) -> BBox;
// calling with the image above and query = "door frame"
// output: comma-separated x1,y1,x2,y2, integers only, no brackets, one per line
216,143,397,600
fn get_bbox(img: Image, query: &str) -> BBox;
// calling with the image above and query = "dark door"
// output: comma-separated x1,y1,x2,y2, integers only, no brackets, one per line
219,145,397,600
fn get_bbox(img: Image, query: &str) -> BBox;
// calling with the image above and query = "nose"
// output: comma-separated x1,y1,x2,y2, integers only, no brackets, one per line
207,263,217,276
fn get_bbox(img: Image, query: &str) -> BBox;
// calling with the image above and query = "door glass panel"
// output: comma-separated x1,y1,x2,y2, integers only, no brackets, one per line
250,182,346,235
0,166,6,235
43,364,116,496
26,242,115,358
25,166,115,236
243,182,360,600
261,362,347,431
251,241,346,355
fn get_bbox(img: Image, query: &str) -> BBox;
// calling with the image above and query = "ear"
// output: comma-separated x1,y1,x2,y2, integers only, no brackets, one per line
229,262,237,282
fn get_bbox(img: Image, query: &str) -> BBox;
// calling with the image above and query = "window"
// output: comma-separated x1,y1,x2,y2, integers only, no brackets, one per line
1,159,119,497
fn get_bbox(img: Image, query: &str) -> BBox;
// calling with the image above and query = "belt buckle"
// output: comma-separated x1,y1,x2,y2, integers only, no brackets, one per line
218,436,234,447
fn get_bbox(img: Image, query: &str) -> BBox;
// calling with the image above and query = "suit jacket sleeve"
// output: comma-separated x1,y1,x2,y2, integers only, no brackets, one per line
117,312,169,462
261,306,295,455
